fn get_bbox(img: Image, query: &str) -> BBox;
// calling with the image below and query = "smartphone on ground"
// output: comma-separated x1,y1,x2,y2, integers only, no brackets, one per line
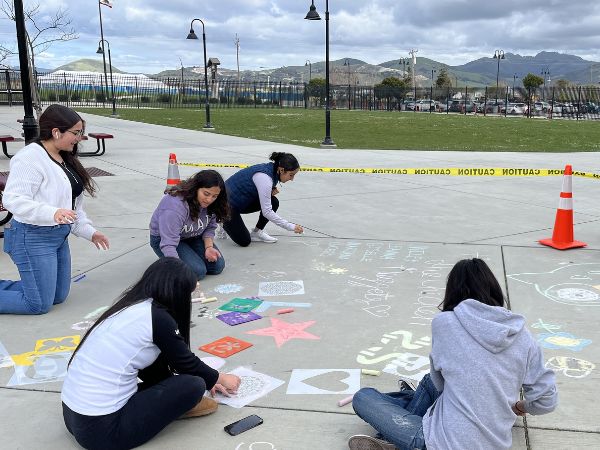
224,414,264,436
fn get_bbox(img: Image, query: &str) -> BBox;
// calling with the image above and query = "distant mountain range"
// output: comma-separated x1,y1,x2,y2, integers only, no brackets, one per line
50,52,600,87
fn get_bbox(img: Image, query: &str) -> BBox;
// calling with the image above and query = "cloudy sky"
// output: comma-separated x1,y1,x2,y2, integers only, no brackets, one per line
1,0,599,73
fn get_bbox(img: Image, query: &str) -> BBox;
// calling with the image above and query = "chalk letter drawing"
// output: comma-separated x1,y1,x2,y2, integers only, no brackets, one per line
286,369,361,395
381,352,430,381
507,263,600,306
357,330,431,365
213,367,284,408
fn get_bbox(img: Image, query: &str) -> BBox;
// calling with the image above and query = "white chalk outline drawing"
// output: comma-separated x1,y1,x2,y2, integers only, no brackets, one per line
71,320,95,331
507,263,600,306
258,280,305,297
7,351,71,386
0,340,14,369
381,352,430,382
235,443,277,450
286,369,360,395
545,356,595,379
213,367,284,408
254,301,312,313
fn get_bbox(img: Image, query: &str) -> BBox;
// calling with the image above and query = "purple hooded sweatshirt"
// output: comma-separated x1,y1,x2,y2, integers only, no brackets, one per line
149,194,217,258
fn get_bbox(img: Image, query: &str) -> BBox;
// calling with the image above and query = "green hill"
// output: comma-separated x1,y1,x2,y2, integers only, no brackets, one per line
54,58,123,74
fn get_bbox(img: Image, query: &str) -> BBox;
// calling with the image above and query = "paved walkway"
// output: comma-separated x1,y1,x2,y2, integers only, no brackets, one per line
1,107,599,449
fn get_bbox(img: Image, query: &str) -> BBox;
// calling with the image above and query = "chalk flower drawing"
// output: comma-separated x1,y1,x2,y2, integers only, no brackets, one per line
545,356,595,378
214,283,243,294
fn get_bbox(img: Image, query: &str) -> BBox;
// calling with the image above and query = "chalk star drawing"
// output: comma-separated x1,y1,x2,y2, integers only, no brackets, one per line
214,283,243,294
537,332,592,352
246,318,320,348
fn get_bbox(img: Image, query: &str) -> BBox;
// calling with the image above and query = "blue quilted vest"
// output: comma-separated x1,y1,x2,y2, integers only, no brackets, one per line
225,162,278,211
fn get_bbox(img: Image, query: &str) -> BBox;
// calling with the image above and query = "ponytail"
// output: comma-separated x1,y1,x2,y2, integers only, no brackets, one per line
269,152,299,172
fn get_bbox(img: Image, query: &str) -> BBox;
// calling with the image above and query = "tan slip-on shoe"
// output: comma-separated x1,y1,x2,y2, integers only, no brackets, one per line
180,396,218,419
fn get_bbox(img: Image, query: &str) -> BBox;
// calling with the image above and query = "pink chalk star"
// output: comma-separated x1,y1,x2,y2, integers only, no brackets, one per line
246,317,320,348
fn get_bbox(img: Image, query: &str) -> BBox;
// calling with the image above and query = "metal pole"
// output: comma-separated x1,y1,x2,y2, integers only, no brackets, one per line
495,56,500,105
98,1,109,107
14,0,37,141
322,0,335,147
199,20,213,129
107,44,117,116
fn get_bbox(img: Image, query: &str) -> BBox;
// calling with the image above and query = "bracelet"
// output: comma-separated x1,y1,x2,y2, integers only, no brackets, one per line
515,402,526,414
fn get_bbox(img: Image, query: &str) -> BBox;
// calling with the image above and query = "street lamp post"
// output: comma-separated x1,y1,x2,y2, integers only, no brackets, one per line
305,0,336,148
305,60,312,81
97,1,110,108
399,58,410,79
512,73,519,100
14,0,37,141
96,39,118,117
541,68,550,100
493,49,505,105
430,68,436,112
186,18,214,130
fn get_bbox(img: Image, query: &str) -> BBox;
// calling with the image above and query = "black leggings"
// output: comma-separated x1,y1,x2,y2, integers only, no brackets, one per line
224,195,279,247
63,361,206,450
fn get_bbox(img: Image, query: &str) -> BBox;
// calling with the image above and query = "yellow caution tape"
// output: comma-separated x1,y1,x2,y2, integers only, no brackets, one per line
179,163,600,179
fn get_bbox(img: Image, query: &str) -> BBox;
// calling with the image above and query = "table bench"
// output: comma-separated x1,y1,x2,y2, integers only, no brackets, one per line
0,135,16,158
79,132,114,157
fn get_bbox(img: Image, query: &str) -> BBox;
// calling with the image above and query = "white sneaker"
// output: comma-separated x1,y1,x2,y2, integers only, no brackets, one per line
250,229,278,243
215,223,227,239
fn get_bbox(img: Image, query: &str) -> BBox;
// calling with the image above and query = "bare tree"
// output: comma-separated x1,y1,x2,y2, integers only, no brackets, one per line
0,0,78,118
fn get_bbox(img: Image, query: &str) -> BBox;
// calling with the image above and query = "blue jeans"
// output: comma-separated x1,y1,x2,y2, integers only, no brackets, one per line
352,375,440,450
0,219,72,315
149,234,225,280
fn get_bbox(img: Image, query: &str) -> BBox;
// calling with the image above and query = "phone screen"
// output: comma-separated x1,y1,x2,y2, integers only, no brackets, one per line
224,414,264,436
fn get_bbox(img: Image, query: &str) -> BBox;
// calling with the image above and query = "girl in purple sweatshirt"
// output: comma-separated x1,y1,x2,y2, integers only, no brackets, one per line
150,170,229,280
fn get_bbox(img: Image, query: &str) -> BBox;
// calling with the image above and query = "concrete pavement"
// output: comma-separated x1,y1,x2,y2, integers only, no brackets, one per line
1,106,599,449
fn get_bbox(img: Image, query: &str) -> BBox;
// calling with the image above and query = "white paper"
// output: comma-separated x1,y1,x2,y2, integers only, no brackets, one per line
7,351,71,386
213,367,285,408
286,369,361,395
258,280,305,297
0,340,14,369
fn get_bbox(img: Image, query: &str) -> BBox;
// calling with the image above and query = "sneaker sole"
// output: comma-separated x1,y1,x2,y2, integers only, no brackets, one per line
348,435,395,450
250,237,278,243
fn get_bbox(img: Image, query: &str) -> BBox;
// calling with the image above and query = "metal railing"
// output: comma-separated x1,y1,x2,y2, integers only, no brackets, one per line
2,69,600,120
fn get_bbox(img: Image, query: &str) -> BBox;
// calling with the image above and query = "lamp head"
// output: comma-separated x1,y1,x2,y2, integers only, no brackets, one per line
187,28,198,40
96,45,104,55
305,1,321,20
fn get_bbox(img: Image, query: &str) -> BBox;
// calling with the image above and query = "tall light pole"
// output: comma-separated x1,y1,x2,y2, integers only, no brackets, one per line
541,67,550,100
96,39,118,117
305,60,312,81
343,58,351,85
512,73,519,100
305,0,336,148
493,49,505,105
430,68,436,112
14,0,37,141
399,58,410,79
186,19,214,130
97,0,110,107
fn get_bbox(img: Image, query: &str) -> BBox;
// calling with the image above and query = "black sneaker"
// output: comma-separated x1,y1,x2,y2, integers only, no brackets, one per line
398,378,417,391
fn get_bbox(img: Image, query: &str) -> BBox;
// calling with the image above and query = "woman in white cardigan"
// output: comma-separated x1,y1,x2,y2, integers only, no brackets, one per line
0,104,109,315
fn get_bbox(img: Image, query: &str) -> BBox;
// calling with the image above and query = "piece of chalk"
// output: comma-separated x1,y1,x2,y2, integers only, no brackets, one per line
72,274,86,282
200,297,217,304
191,297,205,303
276,308,294,314
337,395,354,407
361,369,381,376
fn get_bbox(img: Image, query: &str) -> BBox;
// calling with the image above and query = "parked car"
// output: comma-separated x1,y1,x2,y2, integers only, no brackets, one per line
506,102,528,115
533,101,551,114
449,100,476,113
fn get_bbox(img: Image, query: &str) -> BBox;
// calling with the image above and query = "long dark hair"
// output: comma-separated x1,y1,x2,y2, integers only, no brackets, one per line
270,152,299,172
36,104,96,197
69,258,197,365
166,170,229,222
440,258,505,311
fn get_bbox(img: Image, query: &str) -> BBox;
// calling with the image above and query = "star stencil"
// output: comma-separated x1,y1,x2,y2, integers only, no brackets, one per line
246,317,320,348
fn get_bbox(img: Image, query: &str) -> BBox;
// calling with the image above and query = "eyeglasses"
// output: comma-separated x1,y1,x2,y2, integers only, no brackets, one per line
66,129,85,137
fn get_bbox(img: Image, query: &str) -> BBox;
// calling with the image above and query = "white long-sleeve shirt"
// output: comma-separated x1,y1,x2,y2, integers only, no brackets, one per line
252,172,295,231
3,142,96,240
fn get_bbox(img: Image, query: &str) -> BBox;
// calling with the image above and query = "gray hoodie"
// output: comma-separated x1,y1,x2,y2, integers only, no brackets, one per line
422,299,557,450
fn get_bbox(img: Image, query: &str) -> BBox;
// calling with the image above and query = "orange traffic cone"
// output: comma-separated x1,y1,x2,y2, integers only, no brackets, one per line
539,164,587,250
166,153,181,187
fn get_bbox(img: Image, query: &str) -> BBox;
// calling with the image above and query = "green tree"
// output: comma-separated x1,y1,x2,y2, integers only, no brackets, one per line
306,77,326,106
522,73,544,90
555,79,570,89
374,76,409,101
435,68,453,88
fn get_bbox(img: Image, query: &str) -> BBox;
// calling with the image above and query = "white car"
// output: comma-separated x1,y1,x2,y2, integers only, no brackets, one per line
507,103,528,115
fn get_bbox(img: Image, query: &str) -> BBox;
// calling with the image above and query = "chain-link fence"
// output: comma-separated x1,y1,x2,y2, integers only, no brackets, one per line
2,69,599,120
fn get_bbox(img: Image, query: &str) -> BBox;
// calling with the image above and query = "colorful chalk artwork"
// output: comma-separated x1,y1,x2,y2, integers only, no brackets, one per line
219,298,263,313
199,336,253,358
217,311,262,326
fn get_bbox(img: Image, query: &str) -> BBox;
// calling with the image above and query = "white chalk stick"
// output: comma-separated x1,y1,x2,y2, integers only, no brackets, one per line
337,395,354,407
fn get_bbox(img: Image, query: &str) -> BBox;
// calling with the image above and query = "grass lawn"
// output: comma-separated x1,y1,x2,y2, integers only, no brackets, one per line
78,107,600,152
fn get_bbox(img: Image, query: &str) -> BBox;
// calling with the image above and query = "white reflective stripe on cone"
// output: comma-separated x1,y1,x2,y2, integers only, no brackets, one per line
561,175,573,193
558,197,573,210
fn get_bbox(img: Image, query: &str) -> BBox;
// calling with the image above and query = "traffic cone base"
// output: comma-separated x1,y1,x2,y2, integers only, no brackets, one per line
539,238,587,250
